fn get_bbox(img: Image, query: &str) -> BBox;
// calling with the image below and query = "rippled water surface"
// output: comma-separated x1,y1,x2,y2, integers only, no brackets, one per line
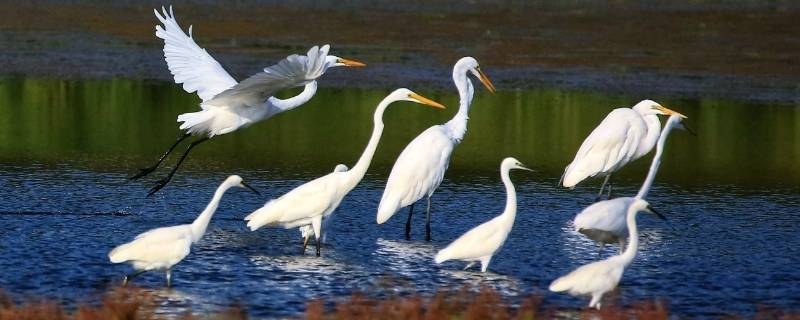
0,79,798,317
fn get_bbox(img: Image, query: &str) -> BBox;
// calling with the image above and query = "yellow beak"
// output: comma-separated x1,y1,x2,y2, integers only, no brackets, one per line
338,58,366,67
657,105,688,119
409,93,446,109
477,67,496,93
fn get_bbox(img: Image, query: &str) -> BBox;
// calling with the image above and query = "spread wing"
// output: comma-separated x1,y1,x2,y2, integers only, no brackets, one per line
205,45,330,106
154,6,238,101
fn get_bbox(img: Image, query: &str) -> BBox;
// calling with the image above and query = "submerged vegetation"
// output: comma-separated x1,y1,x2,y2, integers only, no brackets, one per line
1,286,797,319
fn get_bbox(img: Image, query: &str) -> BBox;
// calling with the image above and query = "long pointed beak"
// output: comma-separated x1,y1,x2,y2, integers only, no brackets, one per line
518,164,534,172
658,106,688,119
338,58,366,67
409,93,446,109
476,67,496,94
241,182,261,196
647,205,667,220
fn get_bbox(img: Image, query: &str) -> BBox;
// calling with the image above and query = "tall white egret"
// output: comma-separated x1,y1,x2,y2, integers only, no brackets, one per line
108,175,258,286
377,57,496,241
549,198,653,309
245,89,446,256
434,157,531,272
130,6,365,196
560,100,685,200
573,114,692,253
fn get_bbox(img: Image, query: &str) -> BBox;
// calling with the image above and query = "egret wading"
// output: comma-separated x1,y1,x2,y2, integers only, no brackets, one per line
108,175,259,286
573,114,692,254
549,198,655,310
376,57,495,241
130,7,365,196
244,89,446,256
434,157,531,272
560,100,685,200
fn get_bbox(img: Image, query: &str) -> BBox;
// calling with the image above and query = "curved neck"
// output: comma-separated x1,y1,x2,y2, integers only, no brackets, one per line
636,116,679,199
444,71,474,143
635,115,662,158
499,167,517,222
620,205,640,265
342,98,390,190
267,81,318,111
190,183,230,242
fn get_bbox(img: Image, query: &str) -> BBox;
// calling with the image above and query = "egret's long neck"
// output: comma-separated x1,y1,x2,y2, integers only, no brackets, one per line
620,205,640,266
444,71,474,143
267,81,318,112
190,183,230,242
342,98,390,190
636,117,679,199
635,115,662,159
499,167,517,225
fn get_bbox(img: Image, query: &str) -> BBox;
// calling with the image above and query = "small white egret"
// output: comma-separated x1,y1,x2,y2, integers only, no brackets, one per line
108,175,258,286
434,157,531,272
245,89,445,256
573,114,692,253
549,198,653,309
131,6,365,196
377,57,496,241
560,100,685,200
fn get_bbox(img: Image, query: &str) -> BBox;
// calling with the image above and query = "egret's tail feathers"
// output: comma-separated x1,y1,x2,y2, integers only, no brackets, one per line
376,198,401,224
108,244,131,263
177,110,214,136
548,276,571,292
434,249,450,264
245,200,280,231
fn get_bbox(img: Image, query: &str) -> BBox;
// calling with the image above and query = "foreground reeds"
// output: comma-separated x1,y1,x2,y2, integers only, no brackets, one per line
1,286,798,320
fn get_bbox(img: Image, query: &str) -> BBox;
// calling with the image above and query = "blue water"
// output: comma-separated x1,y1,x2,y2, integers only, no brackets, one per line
0,164,798,317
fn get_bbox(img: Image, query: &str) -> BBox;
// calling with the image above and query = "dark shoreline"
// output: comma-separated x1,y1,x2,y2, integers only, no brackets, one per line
1,2,799,103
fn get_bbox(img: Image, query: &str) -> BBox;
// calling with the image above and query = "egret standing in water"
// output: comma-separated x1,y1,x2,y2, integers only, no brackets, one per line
549,198,654,310
131,7,365,196
245,89,445,256
377,57,495,241
573,114,692,253
560,100,685,200
108,175,259,286
434,157,531,272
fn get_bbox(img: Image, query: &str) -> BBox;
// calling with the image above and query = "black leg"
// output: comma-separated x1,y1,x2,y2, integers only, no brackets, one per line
130,133,190,180
315,237,321,257
595,175,611,202
404,204,414,240
123,269,147,286
147,137,209,197
606,176,613,199
425,196,432,242
301,234,310,254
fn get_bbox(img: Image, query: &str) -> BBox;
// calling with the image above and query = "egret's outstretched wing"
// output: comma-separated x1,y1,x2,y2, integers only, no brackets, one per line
206,45,330,106
154,6,237,101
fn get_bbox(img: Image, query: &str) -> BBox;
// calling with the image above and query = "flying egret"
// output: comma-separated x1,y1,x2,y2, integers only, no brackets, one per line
560,100,685,200
377,57,495,241
434,157,531,272
130,6,365,196
245,89,446,256
574,114,692,253
108,175,258,286
549,198,654,310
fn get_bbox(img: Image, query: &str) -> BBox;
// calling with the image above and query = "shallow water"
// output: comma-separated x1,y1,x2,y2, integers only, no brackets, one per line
0,79,798,317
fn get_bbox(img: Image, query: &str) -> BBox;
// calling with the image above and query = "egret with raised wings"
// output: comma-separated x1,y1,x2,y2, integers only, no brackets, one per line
108,175,258,286
560,100,685,200
245,89,445,256
434,157,531,272
573,114,692,253
130,7,365,196
377,57,495,241
550,198,654,309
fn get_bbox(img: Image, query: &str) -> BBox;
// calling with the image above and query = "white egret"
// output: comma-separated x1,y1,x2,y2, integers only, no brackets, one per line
130,6,365,196
434,157,531,272
245,89,446,256
108,175,258,286
377,57,496,241
574,114,691,253
549,198,653,309
560,100,685,200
